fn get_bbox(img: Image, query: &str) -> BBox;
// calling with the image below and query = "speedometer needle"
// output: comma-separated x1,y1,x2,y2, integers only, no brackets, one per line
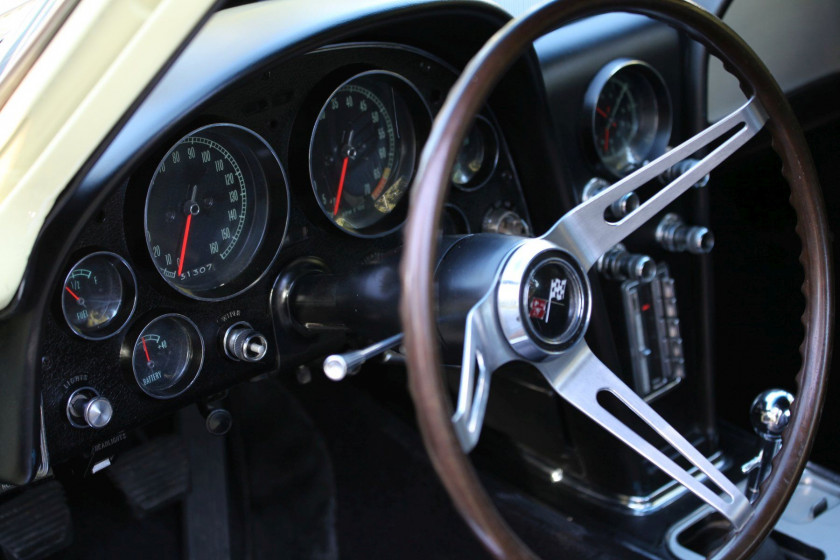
333,156,349,216
177,213,192,277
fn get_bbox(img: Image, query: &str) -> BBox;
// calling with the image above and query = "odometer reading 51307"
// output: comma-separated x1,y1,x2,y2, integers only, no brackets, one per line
144,124,282,300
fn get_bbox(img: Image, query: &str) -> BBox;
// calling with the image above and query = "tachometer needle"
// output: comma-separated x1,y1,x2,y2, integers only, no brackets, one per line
333,156,350,216
177,213,193,277
596,106,608,118
141,337,151,363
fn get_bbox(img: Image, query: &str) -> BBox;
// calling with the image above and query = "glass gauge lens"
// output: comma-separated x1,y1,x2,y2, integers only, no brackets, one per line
451,116,498,191
145,124,280,300
132,314,203,399
62,252,136,340
587,60,671,177
310,72,427,236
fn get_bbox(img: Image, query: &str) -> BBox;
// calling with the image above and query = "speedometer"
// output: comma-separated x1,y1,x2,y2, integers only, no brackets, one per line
144,124,289,300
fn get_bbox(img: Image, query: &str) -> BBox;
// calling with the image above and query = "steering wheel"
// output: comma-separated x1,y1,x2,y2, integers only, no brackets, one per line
399,0,832,558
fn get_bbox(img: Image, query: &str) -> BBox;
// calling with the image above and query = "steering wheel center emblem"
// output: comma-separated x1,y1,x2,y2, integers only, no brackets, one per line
523,257,586,348
497,241,591,360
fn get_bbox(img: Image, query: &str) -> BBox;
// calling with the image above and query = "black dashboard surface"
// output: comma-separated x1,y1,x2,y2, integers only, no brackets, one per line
29,2,558,472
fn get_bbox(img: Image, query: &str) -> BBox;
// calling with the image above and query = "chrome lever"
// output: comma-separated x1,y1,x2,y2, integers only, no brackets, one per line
322,333,404,381
745,389,794,504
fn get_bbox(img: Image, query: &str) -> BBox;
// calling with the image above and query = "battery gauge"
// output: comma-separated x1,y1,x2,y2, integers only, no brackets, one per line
62,252,137,340
132,314,204,399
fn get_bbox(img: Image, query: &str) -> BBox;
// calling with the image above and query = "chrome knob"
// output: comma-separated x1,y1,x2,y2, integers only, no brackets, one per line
598,244,657,283
656,213,715,255
223,322,268,362
482,208,531,237
67,388,113,429
581,177,639,220
745,389,794,503
659,158,710,188
750,389,794,440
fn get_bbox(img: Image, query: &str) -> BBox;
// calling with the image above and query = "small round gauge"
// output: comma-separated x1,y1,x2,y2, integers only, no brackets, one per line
584,59,672,177
61,252,137,340
131,314,203,399
145,124,289,300
309,71,430,237
451,116,499,191
442,204,470,235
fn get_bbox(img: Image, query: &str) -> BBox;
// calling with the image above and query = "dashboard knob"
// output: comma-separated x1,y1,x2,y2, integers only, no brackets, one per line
223,322,268,362
598,244,657,283
482,207,531,237
581,177,639,220
656,213,715,255
66,388,113,429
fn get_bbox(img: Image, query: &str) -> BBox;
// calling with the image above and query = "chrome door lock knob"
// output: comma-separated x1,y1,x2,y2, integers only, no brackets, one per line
66,387,113,429
745,389,794,503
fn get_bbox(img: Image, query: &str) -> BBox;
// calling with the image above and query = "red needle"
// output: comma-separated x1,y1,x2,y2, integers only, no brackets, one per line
177,213,193,276
596,106,608,118
65,286,81,301
141,337,151,363
333,156,349,216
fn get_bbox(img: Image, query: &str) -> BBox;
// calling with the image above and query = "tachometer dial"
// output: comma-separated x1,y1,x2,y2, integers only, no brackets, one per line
61,252,137,340
145,124,289,300
309,71,429,237
584,60,671,178
131,314,203,399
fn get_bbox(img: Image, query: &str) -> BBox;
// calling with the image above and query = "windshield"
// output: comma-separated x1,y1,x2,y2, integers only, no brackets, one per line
0,0,76,105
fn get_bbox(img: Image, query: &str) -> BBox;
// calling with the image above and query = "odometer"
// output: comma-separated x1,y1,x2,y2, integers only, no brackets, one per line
144,124,288,300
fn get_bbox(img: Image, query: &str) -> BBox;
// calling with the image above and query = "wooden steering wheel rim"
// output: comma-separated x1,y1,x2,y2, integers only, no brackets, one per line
399,0,833,558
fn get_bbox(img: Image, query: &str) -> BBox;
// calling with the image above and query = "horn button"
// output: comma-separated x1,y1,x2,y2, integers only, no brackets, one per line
497,240,591,360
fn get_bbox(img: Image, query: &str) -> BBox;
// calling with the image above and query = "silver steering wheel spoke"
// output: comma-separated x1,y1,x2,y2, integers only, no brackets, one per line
543,97,768,270
452,287,518,453
535,341,751,529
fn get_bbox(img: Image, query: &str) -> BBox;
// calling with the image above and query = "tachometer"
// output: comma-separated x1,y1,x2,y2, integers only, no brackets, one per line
584,59,671,177
144,124,289,300
309,71,429,237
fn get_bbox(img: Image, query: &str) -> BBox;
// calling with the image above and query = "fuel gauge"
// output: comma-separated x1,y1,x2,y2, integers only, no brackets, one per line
62,252,137,340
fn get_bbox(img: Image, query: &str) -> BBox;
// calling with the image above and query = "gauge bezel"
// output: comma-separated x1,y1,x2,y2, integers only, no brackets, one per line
582,59,672,178
451,115,500,192
129,313,204,400
143,123,290,302
442,203,471,235
61,251,138,340
308,70,432,238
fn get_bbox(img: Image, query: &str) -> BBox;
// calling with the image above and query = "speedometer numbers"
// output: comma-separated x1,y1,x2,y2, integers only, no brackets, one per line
584,60,672,178
309,71,430,237
144,124,289,300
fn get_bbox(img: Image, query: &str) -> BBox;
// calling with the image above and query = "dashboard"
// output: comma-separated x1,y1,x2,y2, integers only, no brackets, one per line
1,0,730,508
38,33,540,466
1,0,837,558
0,0,714,492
